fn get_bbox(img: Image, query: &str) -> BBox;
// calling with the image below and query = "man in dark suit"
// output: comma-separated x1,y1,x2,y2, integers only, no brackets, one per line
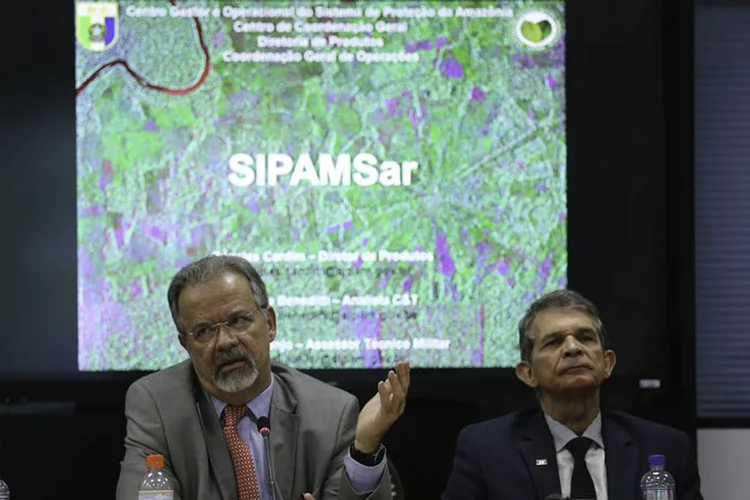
442,289,702,500
116,255,410,500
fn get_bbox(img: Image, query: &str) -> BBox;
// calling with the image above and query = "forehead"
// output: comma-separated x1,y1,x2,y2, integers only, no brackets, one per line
177,272,256,319
530,307,597,341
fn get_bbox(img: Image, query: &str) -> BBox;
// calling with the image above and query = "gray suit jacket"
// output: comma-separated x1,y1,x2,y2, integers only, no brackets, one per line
116,360,391,500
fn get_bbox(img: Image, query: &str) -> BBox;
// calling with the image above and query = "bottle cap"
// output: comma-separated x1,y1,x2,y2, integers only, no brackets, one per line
146,454,165,469
648,454,666,467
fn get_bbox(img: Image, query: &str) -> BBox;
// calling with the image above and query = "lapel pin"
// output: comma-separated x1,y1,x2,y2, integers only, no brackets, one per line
536,459,548,466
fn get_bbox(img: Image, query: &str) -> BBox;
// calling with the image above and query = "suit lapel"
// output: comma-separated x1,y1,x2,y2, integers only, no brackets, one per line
518,410,561,500
269,372,300,500
603,412,640,500
193,378,237,500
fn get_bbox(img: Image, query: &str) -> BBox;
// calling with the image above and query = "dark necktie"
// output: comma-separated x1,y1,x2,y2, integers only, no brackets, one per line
222,405,261,500
566,436,596,499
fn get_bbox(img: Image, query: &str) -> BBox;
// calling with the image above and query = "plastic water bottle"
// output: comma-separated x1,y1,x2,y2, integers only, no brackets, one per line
0,478,9,500
138,454,174,500
640,454,676,499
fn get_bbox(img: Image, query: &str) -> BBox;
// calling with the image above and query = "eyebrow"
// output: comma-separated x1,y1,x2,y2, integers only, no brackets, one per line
228,308,255,317
540,327,597,341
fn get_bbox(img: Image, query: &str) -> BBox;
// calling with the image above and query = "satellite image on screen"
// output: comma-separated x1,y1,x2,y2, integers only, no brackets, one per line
75,1,566,371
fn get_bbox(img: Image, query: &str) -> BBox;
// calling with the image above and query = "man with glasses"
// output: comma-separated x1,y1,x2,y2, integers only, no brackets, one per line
116,255,409,500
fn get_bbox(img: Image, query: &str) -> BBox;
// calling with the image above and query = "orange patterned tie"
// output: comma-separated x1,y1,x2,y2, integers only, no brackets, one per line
222,405,261,500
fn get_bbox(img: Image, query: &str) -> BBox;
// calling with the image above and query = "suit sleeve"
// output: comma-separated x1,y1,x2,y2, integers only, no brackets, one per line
677,432,704,500
442,427,486,500
115,381,182,500
321,395,392,500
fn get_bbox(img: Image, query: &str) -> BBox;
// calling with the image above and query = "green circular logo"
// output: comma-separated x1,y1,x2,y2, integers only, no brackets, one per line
514,9,562,51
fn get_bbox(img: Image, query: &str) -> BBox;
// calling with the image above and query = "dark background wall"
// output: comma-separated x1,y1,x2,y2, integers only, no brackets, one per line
694,0,750,421
0,1,696,499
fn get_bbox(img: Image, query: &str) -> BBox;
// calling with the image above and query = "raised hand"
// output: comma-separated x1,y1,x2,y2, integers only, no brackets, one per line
354,360,411,453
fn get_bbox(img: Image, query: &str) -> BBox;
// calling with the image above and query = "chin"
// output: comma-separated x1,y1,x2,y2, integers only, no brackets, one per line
215,366,259,393
557,378,600,393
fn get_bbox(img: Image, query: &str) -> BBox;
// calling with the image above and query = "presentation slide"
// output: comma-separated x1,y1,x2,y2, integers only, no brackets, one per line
75,1,566,371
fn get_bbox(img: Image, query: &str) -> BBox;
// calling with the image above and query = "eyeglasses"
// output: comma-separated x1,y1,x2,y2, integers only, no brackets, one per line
184,309,265,344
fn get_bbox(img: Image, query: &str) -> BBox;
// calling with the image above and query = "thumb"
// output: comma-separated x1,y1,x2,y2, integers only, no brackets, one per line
301,494,315,500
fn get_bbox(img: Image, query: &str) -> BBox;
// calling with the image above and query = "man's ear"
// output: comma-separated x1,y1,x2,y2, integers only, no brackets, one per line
603,349,616,379
516,360,539,389
265,306,277,343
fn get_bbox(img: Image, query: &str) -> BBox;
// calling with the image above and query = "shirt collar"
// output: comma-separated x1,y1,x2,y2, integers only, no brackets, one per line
208,375,275,421
544,410,604,452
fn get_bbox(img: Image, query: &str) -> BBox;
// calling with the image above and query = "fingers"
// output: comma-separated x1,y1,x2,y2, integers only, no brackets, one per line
388,370,405,403
375,361,411,415
301,494,315,500
396,359,411,394
377,380,390,408
382,377,394,403
387,360,410,397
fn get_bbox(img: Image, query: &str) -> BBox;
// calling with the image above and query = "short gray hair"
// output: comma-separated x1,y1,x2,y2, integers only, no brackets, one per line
518,289,609,362
167,255,269,333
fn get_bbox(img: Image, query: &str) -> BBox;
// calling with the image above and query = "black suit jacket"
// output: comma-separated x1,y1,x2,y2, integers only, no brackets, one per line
442,408,703,500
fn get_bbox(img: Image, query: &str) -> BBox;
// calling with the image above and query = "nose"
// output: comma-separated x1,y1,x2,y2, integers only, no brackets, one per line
562,335,584,357
214,323,239,348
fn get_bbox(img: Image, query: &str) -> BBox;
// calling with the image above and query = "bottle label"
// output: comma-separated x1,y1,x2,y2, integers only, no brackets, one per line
138,491,174,500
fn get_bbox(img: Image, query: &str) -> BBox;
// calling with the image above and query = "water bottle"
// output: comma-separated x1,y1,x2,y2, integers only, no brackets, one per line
138,454,174,500
640,454,676,499
0,477,8,500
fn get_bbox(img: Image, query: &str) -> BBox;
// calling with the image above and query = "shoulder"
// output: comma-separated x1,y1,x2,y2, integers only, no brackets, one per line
457,408,537,445
271,361,358,409
603,409,691,447
126,360,194,400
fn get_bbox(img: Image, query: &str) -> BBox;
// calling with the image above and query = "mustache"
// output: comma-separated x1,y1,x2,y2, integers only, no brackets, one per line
213,347,255,372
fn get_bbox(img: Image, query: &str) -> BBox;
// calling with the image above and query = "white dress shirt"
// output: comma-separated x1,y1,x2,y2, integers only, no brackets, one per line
544,411,608,500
